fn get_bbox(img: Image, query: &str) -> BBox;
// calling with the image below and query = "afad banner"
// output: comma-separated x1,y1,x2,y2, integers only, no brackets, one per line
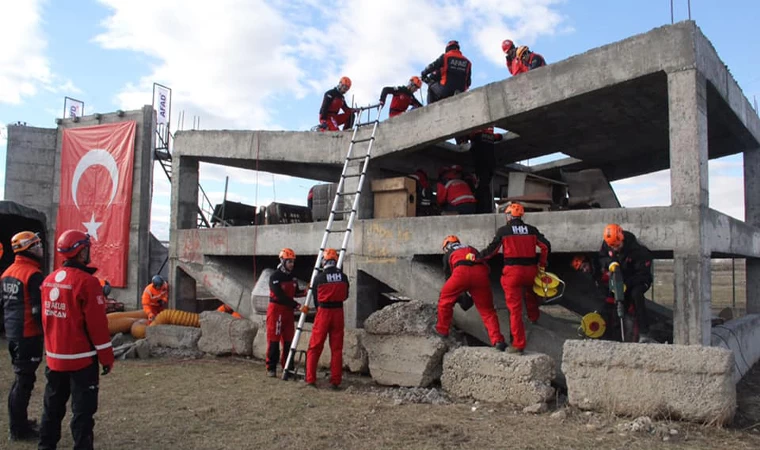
55,122,137,287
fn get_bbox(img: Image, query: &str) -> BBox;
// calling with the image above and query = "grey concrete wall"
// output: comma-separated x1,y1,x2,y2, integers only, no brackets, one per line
148,232,169,281
711,314,760,384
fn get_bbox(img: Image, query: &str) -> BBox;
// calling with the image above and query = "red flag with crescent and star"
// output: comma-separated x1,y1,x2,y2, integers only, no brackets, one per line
55,121,137,287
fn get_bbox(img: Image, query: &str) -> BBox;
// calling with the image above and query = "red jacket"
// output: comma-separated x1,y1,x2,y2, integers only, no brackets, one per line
442,244,484,278
1,254,44,339
436,178,476,207
479,218,551,267
506,57,526,75
379,86,423,117
41,260,114,372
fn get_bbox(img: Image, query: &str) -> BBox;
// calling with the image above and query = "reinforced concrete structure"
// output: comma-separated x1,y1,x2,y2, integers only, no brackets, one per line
169,21,760,347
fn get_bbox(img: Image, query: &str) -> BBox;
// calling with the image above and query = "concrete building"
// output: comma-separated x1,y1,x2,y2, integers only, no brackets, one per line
168,21,760,347
4,107,166,308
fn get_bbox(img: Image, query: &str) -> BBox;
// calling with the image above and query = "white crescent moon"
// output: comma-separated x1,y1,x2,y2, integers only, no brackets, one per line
71,149,119,210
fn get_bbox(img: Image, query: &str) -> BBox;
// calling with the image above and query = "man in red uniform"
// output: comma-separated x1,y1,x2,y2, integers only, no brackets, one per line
436,165,477,215
39,230,114,450
516,46,546,72
478,203,551,354
318,76,355,131
502,39,525,75
421,40,472,104
142,275,168,322
379,76,424,117
435,236,506,351
266,248,307,377
2,231,44,441
305,248,349,389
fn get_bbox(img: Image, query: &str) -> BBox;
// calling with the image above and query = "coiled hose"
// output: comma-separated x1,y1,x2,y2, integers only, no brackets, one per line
150,309,200,328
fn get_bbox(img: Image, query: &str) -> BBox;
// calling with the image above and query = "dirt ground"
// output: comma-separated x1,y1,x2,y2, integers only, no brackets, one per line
2,346,760,450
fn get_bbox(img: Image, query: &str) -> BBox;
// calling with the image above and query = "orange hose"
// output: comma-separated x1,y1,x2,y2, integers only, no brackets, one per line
150,309,200,328
131,319,148,339
107,310,148,320
108,317,138,335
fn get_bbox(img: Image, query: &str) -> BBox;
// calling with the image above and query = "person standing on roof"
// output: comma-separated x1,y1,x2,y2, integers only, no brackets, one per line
38,230,114,450
436,165,477,215
379,76,424,118
319,76,355,131
502,39,525,75
421,40,472,104
2,231,45,442
305,249,349,390
598,224,655,343
435,236,506,351
478,203,551,354
142,275,168,323
266,248,307,378
516,46,546,72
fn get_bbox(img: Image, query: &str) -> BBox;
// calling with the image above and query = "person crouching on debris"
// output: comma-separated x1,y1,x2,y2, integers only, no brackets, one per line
267,248,307,378
305,249,349,389
142,275,168,323
435,236,506,351
502,39,524,75
318,76,355,131
478,203,551,354
217,304,242,318
436,165,477,215
599,224,655,343
379,76,424,117
39,230,114,450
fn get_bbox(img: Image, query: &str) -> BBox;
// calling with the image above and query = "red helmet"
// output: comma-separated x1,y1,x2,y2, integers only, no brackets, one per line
338,76,352,90
323,248,339,262
502,39,515,53
603,224,625,248
57,230,90,259
446,40,460,52
409,76,422,89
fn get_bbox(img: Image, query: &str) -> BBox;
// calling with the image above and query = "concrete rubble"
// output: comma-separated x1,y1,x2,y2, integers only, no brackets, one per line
363,301,456,387
562,340,736,425
146,324,202,351
345,385,451,405
197,311,257,356
441,346,556,406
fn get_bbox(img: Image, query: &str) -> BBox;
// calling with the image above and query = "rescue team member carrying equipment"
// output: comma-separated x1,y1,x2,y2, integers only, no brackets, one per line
2,231,44,441
478,203,551,354
435,236,506,351
436,165,477,215
305,249,349,389
217,304,242,318
142,275,168,322
319,76,355,131
379,76,424,118
502,39,523,75
515,46,546,73
598,224,655,343
267,248,307,378
39,230,114,450
421,40,472,104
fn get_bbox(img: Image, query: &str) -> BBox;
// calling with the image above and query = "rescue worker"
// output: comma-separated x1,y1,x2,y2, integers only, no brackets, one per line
421,40,472,104
478,203,551,354
38,230,114,450
217,304,242,319
435,236,506,350
379,76,424,117
318,76,355,131
436,165,477,215
502,39,524,75
461,128,503,213
408,169,438,216
598,224,654,343
516,46,546,72
267,248,307,377
1,231,44,441
142,275,168,322
305,248,349,389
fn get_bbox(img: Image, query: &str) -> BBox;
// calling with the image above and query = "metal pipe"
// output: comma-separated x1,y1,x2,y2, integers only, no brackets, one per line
670,0,674,24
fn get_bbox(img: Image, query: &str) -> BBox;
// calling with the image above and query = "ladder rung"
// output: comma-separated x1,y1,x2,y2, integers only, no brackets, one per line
341,173,363,179
327,228,351,234
346,155,368,161
337,191,360,196
352,137,374,144
334,208,355,215
355,120,378,128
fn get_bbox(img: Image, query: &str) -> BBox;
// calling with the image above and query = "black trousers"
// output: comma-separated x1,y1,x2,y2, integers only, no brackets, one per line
266,341,293,372
427,83,461,104
7,335,43,434
38,362,100,450
625,283,650,334
469,142,496,213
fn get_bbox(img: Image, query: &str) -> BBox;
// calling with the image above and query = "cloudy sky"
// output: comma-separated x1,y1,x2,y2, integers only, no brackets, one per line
1,0,759,240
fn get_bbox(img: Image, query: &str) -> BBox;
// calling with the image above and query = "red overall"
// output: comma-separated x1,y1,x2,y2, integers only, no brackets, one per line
306,265,349,386
319,87,353,131
436,244,504,345
267,269,304,371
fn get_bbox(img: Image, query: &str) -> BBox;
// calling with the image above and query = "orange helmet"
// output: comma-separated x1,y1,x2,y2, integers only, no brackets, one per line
441,235,460,250
603,224,625,248
323,248,339,262
506,202,524,218
338,76,352,90
11,231,41,254
409,76,422,89
279,248,296,260
516,45,529,60
571,255,586,271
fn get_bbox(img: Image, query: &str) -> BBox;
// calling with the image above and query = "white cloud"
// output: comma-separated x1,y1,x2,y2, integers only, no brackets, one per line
0,1,52,104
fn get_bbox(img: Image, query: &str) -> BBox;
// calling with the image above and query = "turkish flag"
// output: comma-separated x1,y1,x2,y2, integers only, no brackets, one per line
55,122,136,287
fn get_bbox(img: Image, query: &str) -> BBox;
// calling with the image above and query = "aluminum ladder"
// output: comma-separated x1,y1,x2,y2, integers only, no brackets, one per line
282,103,383,380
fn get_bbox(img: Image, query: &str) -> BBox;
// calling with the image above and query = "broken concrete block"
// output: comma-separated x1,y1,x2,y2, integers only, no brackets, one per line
364,334,448,387
134,338,151,359
562,340,736,425
145,325,201,350
441,347,556,406
364,301,437,336
343,328,369,374
198,311,258,356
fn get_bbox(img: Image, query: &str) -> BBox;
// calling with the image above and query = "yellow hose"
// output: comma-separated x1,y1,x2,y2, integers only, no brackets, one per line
107,310,148,320
150,309,200,328
108,317,138,335
130,319,148,339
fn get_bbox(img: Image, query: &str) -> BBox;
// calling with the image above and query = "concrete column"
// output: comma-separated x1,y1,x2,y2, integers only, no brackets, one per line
169,156,199,311
672,252,712,345
745,147,760,313
170,264,197,312
668,69,709,207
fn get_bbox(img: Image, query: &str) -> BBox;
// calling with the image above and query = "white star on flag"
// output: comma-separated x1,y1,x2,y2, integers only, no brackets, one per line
82,213,102,240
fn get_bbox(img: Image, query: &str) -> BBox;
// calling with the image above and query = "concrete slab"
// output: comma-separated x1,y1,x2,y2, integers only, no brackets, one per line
364,334,449,388
711,314,760,384
441,347,555,406
197,311,258,356
562,340,736,425
145,324,202,351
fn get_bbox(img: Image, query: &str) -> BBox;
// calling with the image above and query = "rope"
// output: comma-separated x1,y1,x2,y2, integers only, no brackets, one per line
252,133,261,292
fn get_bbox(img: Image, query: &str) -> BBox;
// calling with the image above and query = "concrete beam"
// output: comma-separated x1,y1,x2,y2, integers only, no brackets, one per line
711,314,760,384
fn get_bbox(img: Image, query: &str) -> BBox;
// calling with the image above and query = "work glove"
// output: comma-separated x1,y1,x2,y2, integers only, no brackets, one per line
102,364,113,376
300,305,310,314
538,265,546,275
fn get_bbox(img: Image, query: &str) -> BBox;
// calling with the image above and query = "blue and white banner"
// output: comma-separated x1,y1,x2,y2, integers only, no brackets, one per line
152,83,172,127
63,97,84,119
